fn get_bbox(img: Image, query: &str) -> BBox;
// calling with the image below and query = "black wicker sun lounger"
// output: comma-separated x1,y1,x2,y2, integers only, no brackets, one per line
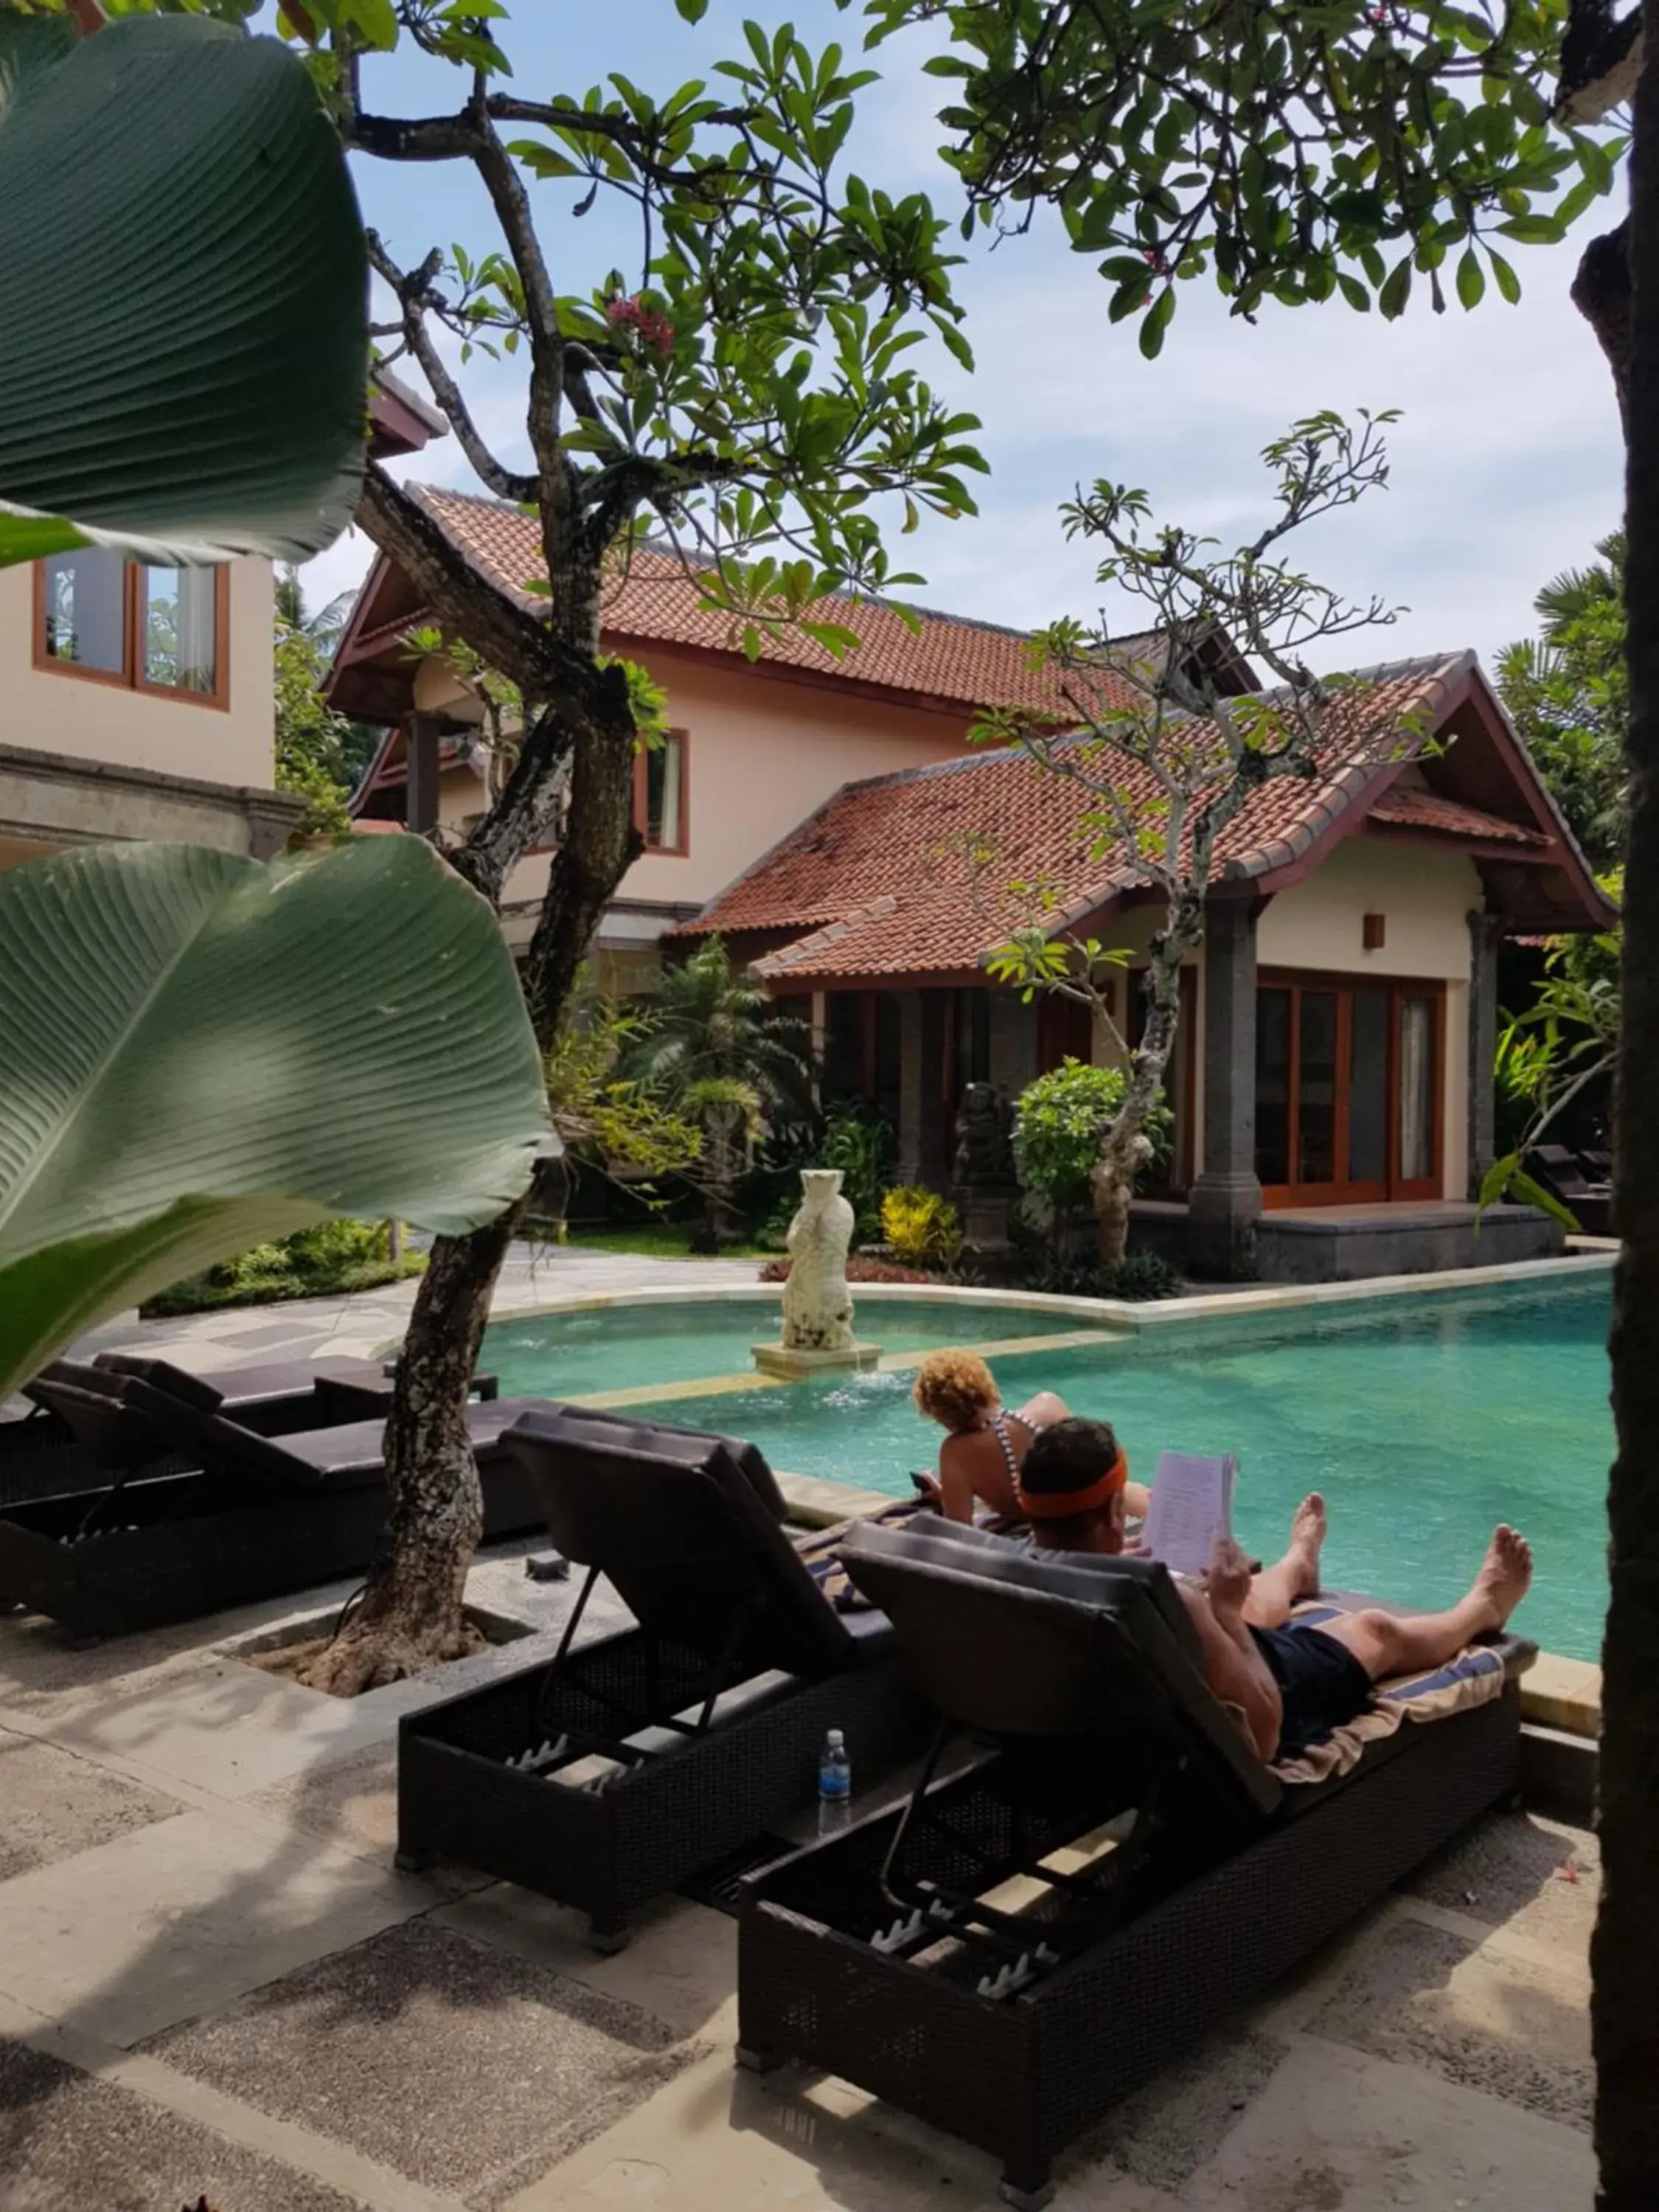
735,1519,1536,2208
0,1366,544,1638
395,1404,928,1950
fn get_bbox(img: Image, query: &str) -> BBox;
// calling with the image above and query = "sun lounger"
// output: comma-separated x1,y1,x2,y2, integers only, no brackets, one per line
395,1404,928,1950
734,1520,1535,2208
0,1369,546,1637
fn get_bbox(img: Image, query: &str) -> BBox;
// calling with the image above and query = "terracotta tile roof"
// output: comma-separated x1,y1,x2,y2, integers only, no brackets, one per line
1367,786,1548,846
406,482,1148,718
678,654,1486,981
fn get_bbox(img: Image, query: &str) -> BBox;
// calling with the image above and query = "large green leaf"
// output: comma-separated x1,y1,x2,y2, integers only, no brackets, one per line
0,838,552,1398
0,10,367,567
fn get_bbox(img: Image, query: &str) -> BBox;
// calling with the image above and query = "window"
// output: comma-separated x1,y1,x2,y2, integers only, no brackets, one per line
36,549,226,705
1253,972,1443,1204
634,730,687,852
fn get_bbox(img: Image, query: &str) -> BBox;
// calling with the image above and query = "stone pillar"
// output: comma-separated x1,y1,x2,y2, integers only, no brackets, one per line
895,989,926,1183
1467,909,1503,1196
1186,897,1263,1279
917,991,951,1188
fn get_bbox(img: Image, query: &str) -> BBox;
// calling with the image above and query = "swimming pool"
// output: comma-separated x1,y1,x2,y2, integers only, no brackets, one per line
486,1275,1613,1662
483,1294,1115,1403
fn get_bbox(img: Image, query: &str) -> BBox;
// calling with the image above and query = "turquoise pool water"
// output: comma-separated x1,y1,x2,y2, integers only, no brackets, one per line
483,1295,1110,1405
582,1278,1613,1663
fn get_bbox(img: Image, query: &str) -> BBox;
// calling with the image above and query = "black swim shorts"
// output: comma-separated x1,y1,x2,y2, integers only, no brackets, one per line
1248,1621,1373,1760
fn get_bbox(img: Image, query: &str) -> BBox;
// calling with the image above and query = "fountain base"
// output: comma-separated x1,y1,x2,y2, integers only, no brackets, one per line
751,1340,882,1380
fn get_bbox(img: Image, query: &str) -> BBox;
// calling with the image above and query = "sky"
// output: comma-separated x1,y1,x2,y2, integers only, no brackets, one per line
302,0,1629,677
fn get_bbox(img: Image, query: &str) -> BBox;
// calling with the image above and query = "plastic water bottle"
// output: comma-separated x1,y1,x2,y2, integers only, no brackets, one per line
818,1728,852,1835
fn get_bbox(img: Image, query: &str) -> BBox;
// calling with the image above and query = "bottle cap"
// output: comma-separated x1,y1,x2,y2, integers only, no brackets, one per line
827,1730,845,1748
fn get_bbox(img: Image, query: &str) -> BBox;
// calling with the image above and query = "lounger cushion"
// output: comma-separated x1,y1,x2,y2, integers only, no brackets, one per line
86,1355,223,1412
510,1400,790,1523
842,1520,1281,1823
92,1352,390,1417
503,1406,861,1678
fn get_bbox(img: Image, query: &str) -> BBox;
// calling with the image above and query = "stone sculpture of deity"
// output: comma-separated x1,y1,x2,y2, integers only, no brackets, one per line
780,1167,858,1352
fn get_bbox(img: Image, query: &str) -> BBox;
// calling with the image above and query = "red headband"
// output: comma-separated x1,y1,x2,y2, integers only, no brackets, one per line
1018,1444,1129,1520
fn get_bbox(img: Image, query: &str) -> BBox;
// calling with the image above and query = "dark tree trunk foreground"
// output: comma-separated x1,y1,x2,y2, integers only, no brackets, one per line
304,548,639,1696
1591,10,1659,2204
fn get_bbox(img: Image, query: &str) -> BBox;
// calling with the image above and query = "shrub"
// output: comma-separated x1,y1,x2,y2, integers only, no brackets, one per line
141,1219,425,1317
880,1185,964,1267
1012,1058,1172,1210
758,1253,932,1284
1027,1249,1185,1301
821,1109,896,1237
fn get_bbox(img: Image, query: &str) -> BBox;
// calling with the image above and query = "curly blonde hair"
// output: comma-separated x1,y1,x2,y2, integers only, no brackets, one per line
913,1349,999,1433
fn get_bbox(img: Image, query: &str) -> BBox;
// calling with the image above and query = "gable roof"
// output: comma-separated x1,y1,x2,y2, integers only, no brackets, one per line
328,481,1254,726
676,652,1610,981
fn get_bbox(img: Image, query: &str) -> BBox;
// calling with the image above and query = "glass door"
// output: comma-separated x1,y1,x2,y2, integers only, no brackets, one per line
1255,973,1442,1205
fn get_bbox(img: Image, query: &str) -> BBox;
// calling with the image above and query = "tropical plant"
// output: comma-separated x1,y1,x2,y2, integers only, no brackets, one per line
625,936,810,1248
142,1217,426,1318
987,414,1402,1272
1498,533,1627,872
821,1109,898,1242
274,574,377,841
1012,1059,1172,1245
0,7,366,566
880,1184,963,1269
1481,887,1621,1229
543,989,702,1192
0,838,549,1403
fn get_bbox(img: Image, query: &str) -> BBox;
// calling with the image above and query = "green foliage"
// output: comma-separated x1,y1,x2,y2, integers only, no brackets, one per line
543,989,703,1181
821,1108,897,1239
0,838,549,1402
880,1183,963,1267
1497,533,1627,871
142,1217,425,1316
865,0,1621,355
627,939,810,1116
1483,887,1620,1226
274,571,375,841
1025,1248,1184,1300
0,8,366,564
1012,1060,1171,1208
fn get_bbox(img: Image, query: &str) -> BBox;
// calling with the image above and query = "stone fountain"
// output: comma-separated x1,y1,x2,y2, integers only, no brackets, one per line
752,1167,880,1378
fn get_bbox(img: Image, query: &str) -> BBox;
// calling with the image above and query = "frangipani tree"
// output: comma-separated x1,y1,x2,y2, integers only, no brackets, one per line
983,411,1416,1270
161,0,985,1692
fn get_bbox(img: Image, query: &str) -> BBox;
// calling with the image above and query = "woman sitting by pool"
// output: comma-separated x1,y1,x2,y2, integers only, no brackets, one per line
912,1349,1152,1527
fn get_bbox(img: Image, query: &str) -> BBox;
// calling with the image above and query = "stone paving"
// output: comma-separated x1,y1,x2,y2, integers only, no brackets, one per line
0,1248,1602,2211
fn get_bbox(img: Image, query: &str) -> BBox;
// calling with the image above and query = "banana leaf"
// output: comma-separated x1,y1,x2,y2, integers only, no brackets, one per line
0,10,366,568
0,838,552,1399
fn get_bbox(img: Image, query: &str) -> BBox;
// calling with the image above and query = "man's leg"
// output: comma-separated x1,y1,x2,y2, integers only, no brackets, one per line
1242,1493,1327,1629
1321,1526,1534,1682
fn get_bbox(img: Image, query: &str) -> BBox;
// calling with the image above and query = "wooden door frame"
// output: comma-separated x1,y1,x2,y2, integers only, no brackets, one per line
1256,969,1446,1208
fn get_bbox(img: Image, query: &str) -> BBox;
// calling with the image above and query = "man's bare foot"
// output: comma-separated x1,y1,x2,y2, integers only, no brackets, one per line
1469,1525,1533,1632
1283,1492,1327,1600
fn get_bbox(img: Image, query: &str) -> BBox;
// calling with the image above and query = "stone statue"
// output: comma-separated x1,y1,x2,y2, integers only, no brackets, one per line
780,1168,858,1352
953,1081,1012,1186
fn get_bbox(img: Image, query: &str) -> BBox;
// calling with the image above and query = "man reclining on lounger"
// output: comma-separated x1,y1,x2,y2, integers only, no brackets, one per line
1013,1418,1532,1764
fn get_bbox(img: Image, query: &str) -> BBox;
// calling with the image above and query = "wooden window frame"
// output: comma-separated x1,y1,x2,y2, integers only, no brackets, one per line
1256,968,1445,1209
633,726,689,855
33,556,231,712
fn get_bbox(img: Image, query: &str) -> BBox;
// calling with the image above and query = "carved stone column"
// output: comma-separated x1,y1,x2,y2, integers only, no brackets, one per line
1186,897,1264,1279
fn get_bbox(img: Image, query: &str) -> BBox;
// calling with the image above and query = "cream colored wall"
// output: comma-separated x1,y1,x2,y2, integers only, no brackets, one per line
1258,836,1481,1202
1257,835,1481,979
0,557,275,788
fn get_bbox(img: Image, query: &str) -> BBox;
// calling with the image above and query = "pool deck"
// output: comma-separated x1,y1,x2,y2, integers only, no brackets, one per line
2,1243,1610,2205
0,1537,1601,2212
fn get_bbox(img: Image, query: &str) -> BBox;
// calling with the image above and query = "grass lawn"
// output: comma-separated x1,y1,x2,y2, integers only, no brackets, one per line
557,1219,773,1262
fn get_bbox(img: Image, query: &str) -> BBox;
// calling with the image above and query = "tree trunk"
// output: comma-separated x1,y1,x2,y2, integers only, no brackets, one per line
1593,15,1659,2205
298,558,638,1694
302,1208,521,1694
1091,937,1185,1270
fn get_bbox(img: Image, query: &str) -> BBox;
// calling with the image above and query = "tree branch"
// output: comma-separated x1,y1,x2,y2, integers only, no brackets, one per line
355,465,578,698
367,233,537,504
347,110,482,162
